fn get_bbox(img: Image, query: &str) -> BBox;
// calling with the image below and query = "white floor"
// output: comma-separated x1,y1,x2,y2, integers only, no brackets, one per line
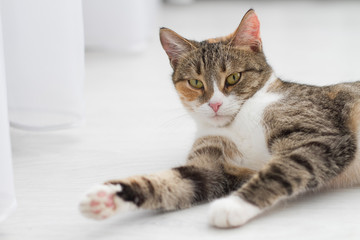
2,1,360,239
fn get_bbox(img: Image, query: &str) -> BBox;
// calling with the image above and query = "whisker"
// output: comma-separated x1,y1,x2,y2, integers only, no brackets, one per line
158,114,192,128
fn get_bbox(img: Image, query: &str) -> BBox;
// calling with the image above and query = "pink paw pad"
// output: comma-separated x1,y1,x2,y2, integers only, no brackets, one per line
90,200,100,207
92,209,102,214
97,191,107,197
105,198,115,209
79,184,122,220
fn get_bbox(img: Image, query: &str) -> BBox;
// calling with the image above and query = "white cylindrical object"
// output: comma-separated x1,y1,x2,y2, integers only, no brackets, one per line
83,0,160,52
1,0,85,130
0,8,16,222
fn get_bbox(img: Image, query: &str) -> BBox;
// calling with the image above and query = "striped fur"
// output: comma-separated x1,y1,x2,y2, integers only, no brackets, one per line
80,9,360,228
105,136,255,210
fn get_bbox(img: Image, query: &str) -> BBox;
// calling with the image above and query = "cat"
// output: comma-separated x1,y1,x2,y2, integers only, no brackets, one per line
79,9,360,228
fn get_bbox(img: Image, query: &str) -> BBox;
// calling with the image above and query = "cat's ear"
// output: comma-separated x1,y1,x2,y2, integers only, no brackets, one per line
229,9,262,52
160,28,197,68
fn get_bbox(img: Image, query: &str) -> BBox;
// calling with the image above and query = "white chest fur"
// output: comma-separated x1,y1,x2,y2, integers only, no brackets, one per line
196,74,282,170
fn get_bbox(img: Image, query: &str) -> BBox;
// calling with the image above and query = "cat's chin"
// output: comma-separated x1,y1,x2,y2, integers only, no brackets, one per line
203,115,233,128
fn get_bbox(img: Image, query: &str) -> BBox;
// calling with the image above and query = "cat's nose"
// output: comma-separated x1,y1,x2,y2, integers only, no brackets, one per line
209,102,222,113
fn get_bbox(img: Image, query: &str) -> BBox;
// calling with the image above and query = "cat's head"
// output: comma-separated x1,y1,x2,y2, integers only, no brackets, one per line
160,9,272,127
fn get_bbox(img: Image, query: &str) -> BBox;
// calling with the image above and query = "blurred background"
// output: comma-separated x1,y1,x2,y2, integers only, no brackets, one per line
1,1,360,240
83,0,360,83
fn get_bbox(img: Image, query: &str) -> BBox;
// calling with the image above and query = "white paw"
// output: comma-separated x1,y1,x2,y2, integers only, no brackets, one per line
209,195,261,228
79,184,137,220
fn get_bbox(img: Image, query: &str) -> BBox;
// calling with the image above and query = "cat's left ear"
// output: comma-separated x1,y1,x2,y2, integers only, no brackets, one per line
229,9,262,52
160,28,197,69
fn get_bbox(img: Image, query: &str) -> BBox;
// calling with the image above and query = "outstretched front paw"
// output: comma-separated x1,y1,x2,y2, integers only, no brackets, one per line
209,195,261,228
79,184,136,220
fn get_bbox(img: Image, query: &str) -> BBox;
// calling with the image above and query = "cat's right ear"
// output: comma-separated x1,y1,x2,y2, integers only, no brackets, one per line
229,9,262,52
160,28,196,69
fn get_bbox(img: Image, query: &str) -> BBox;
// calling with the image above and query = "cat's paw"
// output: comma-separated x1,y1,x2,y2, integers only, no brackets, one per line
79,184,137,220
208,195,261,228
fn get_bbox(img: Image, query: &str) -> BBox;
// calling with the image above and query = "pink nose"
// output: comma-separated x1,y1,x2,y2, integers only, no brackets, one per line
209,102,222,113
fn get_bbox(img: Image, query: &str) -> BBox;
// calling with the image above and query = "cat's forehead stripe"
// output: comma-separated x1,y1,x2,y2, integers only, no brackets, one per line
196,60,202,75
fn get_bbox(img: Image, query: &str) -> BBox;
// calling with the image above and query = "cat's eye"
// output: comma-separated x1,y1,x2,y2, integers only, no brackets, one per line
226,72,241,86
188,79,204,89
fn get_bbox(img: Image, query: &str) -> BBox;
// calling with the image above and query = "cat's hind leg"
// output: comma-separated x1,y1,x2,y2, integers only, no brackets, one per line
209,133,356,228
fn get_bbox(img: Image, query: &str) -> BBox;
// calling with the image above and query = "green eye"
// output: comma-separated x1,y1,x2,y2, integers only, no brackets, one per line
226,72,241,86
188,79,204,89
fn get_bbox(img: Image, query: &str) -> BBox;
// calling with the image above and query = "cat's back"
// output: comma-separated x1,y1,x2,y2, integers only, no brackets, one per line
271,79,360,103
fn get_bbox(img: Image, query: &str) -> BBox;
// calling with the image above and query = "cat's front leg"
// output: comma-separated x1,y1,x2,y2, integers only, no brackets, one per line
79,168,199,220
79,136,255,220
79,165,253,220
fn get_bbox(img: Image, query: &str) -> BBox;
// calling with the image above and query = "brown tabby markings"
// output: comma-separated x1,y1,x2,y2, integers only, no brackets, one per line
348,100,360,133
83,9,360,228
172,41,272,109
230,81,359,208
175,81,202,102
107,171,195,210
206,34,233,44
107,135,255,210
329,99,360,188
266,82,359,185
326,87,340,100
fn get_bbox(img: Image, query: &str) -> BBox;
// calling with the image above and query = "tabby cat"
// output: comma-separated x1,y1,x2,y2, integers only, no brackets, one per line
79,9,360,228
